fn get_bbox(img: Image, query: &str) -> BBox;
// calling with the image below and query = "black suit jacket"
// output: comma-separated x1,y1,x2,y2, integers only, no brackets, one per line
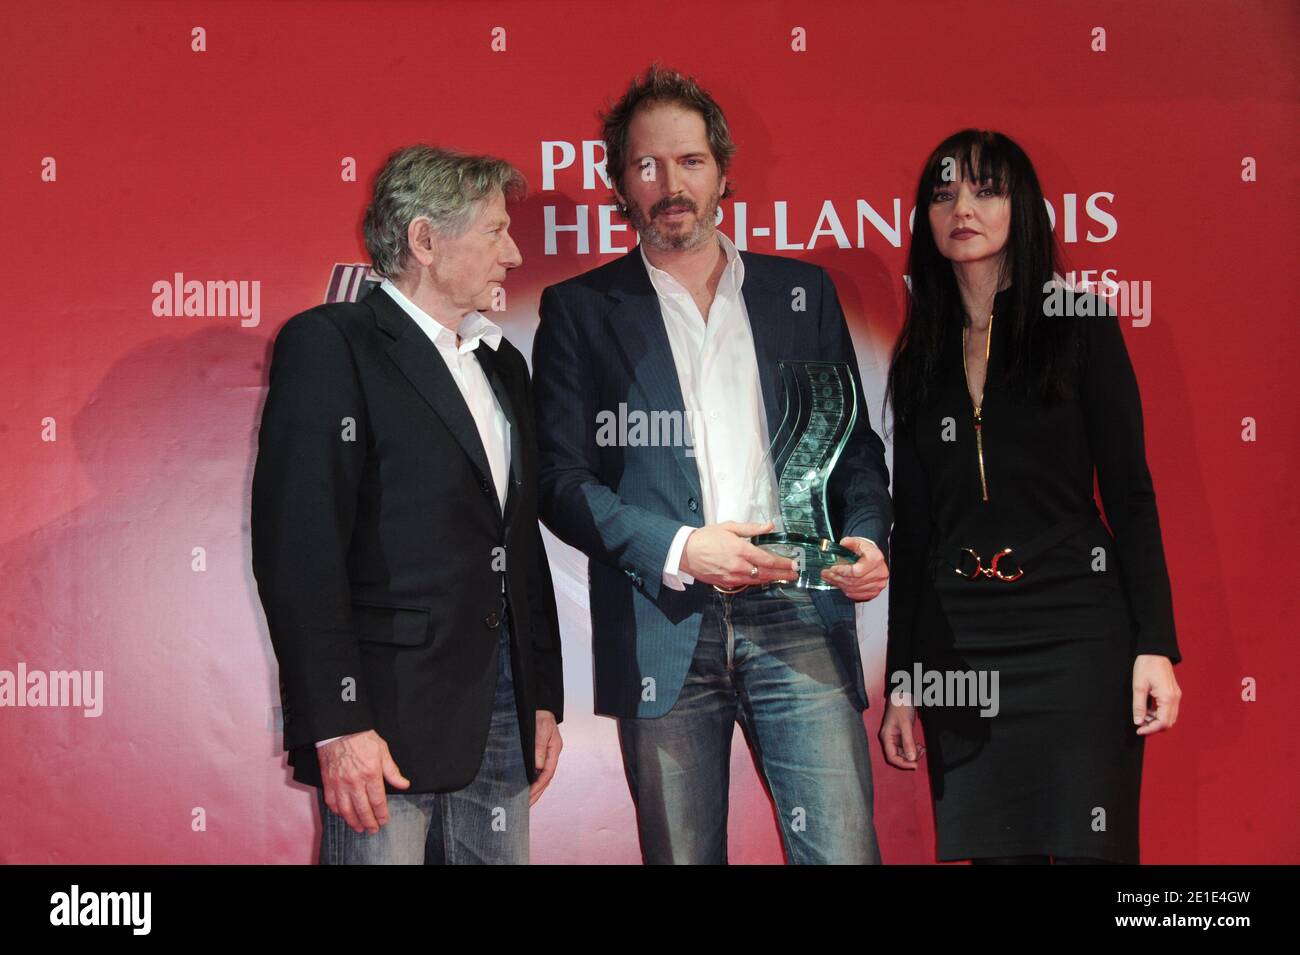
251,286,563,793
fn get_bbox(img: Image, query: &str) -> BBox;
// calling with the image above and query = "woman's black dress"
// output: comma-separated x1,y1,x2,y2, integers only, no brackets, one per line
886,287,1181,864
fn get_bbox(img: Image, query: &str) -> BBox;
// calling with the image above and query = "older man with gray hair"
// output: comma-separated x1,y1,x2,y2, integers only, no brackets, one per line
252,145,563,864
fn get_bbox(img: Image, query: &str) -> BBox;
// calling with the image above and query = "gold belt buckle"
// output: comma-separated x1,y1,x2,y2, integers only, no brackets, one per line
955,547,1024,581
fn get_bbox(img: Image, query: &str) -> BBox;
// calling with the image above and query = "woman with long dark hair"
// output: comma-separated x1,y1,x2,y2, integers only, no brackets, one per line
880,129,1182,864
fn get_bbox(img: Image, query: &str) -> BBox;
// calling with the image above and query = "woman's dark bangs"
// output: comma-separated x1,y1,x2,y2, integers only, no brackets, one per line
924,132,1011,195
962,139,1012,195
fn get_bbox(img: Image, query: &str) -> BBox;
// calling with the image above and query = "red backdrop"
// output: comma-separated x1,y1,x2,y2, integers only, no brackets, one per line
1,0,1296,864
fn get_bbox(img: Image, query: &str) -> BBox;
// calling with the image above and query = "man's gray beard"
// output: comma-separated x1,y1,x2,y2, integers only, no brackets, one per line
628,196,720,252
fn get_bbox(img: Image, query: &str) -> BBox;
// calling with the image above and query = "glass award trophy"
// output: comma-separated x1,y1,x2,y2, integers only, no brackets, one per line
750,361,860,590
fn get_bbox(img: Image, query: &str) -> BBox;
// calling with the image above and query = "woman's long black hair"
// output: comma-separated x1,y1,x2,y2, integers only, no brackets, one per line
887,129,1079,432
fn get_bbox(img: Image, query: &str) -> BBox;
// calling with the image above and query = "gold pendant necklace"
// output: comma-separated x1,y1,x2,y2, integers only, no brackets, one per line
962,312,993,502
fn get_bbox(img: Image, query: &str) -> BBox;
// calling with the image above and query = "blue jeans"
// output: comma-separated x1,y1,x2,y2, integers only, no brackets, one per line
317,624,530,864
618,586,880,864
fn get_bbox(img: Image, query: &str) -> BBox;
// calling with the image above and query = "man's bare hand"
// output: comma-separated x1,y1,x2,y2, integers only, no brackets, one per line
318,729,410,834
820,537,889,601
680,521,799,589
529,710,562,807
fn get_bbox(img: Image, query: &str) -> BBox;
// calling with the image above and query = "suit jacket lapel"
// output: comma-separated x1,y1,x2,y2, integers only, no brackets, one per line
366,288,499,514
606,252,703,499
473,343,524,526
740,253,795,442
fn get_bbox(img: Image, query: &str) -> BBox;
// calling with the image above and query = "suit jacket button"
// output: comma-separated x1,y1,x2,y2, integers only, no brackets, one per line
479,479,491,493
485,611,500,629
688,497,699,512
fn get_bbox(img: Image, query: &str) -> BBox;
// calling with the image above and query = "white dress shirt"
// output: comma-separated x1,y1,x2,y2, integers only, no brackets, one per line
380,279,511,508
316,279,511,748
641,233,780,591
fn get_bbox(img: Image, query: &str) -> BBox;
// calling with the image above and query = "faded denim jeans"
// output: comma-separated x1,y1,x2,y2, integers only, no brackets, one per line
618,586,880,864
317,624,529,864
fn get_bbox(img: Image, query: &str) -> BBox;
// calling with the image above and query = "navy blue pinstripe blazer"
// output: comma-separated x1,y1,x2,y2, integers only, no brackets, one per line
533,248,891,718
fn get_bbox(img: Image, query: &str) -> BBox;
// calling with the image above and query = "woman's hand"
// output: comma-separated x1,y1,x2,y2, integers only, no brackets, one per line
880,695,926,769
1132,654,1181,735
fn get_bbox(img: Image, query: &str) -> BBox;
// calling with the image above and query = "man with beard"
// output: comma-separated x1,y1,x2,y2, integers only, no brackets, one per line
532,66,891,863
